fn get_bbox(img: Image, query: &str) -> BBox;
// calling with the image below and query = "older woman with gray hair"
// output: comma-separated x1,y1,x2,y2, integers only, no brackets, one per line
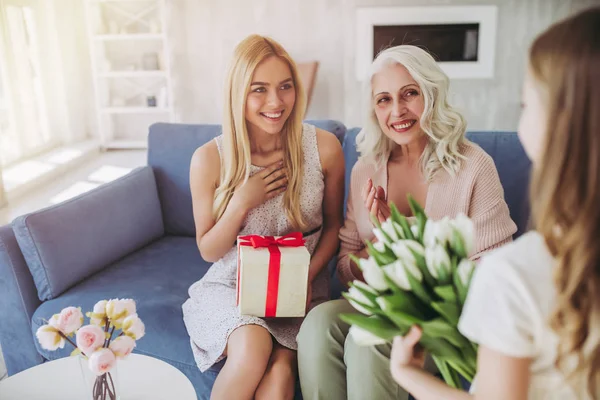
297,45,517,400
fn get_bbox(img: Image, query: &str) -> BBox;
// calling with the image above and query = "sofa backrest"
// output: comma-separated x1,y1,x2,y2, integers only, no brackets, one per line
343,128,532,238
147,120,347,236
466,132,531,237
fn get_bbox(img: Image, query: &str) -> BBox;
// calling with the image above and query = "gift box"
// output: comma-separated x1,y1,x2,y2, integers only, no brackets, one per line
236,232,310,317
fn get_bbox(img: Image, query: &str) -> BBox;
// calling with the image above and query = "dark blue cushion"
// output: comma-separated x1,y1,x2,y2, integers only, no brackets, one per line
30,236,214,399
148,120,347,237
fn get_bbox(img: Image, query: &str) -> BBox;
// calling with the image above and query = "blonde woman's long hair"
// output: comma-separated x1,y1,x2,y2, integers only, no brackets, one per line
213,35,308,230
529,7,600,397
356,45,467,181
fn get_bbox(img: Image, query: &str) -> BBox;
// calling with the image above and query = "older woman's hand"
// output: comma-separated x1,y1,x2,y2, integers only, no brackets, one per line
363,179,391,224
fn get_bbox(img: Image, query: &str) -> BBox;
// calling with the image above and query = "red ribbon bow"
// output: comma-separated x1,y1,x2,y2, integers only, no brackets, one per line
238,232,305,248
237,232,305,317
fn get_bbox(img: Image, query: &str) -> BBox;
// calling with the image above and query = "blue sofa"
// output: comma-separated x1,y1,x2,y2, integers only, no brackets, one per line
0,120,531,399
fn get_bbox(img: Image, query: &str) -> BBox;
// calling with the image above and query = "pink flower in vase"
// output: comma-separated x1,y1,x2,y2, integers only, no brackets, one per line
88,348,116,376
36,325,65,351
89,300,108,326
76,325,106,355
106,299,136,327
49,307,84,335
122,314,145,340
109,336,135,359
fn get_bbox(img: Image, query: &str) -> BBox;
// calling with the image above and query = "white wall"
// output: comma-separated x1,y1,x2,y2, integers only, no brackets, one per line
51,0,95,143
344,0,599,130
169,0,598,131
169,0,347,124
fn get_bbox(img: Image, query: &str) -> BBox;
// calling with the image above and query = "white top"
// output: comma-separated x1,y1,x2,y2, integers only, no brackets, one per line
0,354,196,400
459,231,587,399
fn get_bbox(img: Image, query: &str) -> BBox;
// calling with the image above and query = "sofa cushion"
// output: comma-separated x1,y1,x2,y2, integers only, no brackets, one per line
148,120,347,237
13,167,164,301
31,236,208,374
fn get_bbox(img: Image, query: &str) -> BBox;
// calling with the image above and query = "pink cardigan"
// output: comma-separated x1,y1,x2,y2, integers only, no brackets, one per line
337,142,518,286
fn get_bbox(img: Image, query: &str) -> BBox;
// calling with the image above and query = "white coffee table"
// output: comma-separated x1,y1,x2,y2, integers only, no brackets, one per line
0,353,197,399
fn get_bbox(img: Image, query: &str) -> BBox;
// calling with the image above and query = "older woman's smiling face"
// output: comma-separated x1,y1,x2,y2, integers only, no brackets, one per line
372,62,425,147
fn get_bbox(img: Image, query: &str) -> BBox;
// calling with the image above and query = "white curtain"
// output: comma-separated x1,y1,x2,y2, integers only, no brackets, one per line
0,0,60,168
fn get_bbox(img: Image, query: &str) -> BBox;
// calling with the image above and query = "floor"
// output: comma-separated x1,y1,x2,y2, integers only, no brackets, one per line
0,149,147,380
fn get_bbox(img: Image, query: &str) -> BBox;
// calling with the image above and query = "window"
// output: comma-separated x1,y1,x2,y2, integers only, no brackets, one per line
0,0,59,168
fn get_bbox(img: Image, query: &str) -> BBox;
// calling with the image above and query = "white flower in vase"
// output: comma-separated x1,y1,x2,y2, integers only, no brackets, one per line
88,348,116,376
76,325,106,356
89,300,108,326
109,336,136,359
49,307,84,335
106,299,136,327
122,314,145,340
36,325,65,351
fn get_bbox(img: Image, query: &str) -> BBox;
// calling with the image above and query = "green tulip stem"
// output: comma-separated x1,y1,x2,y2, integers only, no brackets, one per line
432,356,461,389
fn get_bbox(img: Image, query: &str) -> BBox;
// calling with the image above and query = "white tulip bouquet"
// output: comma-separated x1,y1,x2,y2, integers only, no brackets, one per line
340,197,477,388
36,298,145,400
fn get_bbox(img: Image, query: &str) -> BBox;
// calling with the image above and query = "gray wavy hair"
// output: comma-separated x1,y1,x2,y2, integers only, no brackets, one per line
356,45,468,181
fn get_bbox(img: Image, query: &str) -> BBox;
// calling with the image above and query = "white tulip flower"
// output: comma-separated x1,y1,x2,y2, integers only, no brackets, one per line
347,281,378,315
373,220,403,245
382,259,422,291
457,259,476,286
349,325,387,346
390,240,425,264
359,258,389,292
423,217,454,248
425,244,452,279
452,213,475,256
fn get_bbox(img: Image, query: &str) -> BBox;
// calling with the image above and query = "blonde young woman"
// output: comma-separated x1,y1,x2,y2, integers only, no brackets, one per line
390,7,600,400
297,45,516,400
182,35,344,400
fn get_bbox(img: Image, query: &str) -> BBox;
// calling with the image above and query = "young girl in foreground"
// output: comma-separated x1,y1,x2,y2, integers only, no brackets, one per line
390,6,600,399
182,35,344,400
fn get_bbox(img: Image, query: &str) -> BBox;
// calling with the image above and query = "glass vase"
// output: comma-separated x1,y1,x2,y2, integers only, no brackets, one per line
78,355,120,400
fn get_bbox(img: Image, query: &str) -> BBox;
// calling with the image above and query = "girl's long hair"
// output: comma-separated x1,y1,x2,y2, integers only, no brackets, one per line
213,35,308,230
529,7,600,396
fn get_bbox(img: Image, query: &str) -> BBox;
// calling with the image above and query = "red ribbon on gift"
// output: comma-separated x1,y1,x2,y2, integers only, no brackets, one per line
237,232,305,317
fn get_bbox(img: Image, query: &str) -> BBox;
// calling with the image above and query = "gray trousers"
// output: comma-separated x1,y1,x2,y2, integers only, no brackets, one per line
297,299,410,400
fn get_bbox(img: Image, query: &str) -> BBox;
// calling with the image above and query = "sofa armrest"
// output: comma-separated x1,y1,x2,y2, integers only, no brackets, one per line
13,166,165,301
0,225,44,375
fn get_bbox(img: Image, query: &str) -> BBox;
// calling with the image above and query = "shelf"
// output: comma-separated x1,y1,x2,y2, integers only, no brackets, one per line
94,34,164,41
104,140,148,149
101,107,171,114
98,71,166,78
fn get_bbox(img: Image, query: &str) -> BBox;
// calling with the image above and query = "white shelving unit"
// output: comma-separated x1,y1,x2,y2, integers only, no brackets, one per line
84,0,174,149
